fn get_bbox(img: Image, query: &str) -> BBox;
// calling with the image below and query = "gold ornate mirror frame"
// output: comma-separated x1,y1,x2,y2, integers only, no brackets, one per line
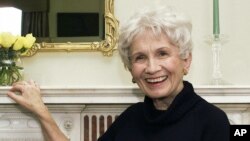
24,0,118,57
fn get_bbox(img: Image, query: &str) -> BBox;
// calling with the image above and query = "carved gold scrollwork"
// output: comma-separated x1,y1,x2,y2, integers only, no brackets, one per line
22,0,118,57
21,43,40,57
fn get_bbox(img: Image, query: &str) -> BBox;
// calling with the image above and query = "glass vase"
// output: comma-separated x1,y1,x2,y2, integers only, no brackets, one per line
0,54,24,86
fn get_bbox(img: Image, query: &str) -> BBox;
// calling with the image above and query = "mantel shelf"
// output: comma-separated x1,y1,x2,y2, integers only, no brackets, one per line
1,86,250,104
1,86,250,138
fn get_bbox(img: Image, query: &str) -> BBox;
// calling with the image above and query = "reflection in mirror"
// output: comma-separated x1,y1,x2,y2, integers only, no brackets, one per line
0,0,118,56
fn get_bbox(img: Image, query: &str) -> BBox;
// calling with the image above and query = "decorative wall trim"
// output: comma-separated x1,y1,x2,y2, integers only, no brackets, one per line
1,86,250,140
1,86,250,104
0,104,85,113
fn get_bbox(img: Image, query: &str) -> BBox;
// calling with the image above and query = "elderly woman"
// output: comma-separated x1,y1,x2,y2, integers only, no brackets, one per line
7,7,229,141
97,7,230,141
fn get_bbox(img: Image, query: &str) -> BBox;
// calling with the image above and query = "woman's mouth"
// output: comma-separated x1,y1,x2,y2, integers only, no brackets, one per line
145,76,167,83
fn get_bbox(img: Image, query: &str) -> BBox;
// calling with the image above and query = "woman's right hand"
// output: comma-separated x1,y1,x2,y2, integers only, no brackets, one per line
7,80,47,117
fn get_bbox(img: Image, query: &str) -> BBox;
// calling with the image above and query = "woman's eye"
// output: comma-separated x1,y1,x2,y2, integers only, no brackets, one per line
132,55,146,63
158,51,168,57
136,55,145,61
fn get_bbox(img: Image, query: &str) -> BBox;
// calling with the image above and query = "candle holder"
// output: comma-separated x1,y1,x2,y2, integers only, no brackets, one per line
205,34,229,85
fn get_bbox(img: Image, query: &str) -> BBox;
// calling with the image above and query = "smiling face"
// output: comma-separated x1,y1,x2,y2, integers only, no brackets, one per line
129,30,192,99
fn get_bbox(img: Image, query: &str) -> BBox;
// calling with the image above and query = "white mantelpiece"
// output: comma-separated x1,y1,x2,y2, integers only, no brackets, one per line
1,86,250,140
1,86,250,104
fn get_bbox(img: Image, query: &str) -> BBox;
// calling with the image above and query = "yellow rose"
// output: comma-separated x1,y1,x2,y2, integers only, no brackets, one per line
23,33,36,48
0,32,17,48
13,36,25,51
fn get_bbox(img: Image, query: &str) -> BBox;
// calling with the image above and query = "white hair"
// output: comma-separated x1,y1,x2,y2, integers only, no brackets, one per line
118,6,193,69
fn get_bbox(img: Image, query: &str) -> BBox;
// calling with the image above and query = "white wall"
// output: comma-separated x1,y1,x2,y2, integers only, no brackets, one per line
22,0,250,86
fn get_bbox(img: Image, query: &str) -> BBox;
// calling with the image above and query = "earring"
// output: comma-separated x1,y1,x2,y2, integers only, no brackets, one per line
132,78,136,83
183,69,188,75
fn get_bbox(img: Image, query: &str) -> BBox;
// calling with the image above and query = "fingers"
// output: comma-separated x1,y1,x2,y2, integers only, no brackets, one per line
27,80,40,88
7,80,43,113
9,84,25,93
7,90,36,112
10,80,39,91
13,80,35,87
8,80,41,102
13,81,28,86
27,80,35,85
7,91,25,104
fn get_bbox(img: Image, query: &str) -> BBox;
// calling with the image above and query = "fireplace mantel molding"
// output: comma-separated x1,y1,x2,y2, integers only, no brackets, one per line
1,85,250,104
1,85,250,140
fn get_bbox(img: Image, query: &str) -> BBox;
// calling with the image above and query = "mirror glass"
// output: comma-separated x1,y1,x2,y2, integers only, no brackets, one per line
0,0,118,56
37,0,104,43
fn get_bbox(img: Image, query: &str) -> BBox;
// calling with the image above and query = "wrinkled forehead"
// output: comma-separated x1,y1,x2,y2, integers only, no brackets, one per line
130,30,174,53
132,28,175,49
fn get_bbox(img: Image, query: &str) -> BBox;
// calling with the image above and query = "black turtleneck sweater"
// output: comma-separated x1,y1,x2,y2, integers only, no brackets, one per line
98,81,230,141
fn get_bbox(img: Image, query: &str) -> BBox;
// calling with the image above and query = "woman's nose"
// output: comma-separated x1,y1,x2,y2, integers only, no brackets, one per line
145,58,161,74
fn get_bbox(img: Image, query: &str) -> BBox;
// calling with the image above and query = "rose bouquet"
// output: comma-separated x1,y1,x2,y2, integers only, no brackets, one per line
0,32,36,86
